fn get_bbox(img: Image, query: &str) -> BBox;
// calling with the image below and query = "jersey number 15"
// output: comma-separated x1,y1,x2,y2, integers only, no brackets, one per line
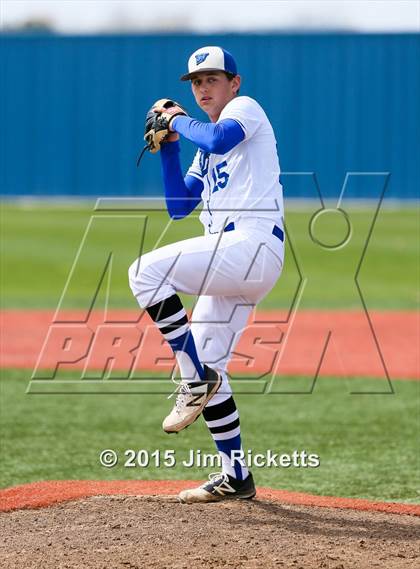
211,161,229,193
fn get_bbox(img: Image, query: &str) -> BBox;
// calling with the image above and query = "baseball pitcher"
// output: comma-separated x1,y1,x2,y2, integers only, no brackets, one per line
129,46,284,503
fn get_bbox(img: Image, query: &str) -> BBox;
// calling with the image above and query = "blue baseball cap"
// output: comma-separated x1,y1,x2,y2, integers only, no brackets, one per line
180,46,238,81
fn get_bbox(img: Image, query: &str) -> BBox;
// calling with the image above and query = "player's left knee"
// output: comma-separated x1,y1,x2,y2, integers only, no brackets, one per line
128,256,146,292
128,257,141,291
128,254,163,307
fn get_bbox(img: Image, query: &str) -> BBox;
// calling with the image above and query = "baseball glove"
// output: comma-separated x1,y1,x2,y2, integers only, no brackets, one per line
136,98,187,167
144,98,187,154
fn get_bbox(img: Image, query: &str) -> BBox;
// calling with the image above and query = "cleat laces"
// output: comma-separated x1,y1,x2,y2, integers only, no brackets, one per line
201,472,229,489
167,376,193,414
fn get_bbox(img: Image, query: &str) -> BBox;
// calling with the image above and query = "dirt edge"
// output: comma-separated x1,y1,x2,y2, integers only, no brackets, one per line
1,480,418,516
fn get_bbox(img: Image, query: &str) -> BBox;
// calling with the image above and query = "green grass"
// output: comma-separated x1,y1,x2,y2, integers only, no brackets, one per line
1,370,418,503
1,203,419,310
1,203,418,502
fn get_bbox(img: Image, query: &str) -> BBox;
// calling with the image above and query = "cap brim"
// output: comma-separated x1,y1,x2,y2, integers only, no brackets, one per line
180,68,232,81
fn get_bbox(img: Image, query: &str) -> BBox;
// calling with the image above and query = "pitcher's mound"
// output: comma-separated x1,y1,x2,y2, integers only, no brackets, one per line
1,495,419,569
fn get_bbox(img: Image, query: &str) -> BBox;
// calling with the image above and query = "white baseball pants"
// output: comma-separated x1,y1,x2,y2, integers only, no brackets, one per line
128,218,284,400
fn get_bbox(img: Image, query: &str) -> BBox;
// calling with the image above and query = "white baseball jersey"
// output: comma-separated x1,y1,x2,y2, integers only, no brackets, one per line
187,96,284,234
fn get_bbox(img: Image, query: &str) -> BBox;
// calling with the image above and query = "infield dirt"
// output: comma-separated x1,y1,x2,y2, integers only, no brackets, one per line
2,309,419,378
1,495,419,569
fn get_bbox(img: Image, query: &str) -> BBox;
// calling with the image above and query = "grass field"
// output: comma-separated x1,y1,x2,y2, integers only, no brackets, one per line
1,203,418,310
1,202,419,502
1,370,419,502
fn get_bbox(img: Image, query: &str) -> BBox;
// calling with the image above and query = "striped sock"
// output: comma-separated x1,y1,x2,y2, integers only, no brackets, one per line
202,396,249,481
147,294,205,381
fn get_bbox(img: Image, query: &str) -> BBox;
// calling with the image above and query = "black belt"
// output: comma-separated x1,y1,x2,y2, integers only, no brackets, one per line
224,221,284,242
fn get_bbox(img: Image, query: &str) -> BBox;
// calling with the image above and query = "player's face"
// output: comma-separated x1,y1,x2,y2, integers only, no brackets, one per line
190,72,241,122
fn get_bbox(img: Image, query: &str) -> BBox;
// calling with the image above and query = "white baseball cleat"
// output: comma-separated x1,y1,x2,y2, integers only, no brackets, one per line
162,365,221,434
178,472,256,503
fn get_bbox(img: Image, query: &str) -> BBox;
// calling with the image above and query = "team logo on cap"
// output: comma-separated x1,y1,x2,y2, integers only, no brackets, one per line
195,52,209,65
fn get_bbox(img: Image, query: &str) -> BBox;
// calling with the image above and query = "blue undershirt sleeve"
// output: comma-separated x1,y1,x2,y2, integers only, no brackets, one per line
171,116,245,154
160,141,203,219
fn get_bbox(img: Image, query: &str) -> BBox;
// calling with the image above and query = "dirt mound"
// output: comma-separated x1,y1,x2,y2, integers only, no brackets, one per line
1,495,419,569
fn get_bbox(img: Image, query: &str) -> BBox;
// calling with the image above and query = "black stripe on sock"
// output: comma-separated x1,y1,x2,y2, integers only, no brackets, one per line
208,417,240,435
202,396,236,421
147,295,184,323
158,315,189,336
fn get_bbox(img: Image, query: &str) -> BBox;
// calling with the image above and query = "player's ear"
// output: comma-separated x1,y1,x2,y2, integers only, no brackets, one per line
232,75,241,96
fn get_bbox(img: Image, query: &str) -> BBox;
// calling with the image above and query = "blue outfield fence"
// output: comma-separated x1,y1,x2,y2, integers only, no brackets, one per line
1,33,419,199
